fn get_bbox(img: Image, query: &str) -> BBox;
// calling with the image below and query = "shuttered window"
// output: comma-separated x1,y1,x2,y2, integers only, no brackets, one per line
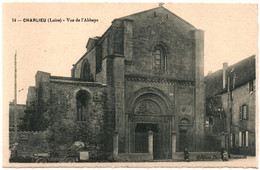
239,132,242,147
240,131,249,147
249,80,255,93
245,131,249,147
231,133,235,148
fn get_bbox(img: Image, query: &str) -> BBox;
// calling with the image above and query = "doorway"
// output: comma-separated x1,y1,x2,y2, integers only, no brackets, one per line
180,130,187,151
135,123,162,159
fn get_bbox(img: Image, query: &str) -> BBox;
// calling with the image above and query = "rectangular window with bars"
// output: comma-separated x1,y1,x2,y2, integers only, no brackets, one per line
239,104,248,120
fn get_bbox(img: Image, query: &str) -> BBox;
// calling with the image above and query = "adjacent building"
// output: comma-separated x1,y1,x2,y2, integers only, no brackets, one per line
9,102,26,131
205,55,256,155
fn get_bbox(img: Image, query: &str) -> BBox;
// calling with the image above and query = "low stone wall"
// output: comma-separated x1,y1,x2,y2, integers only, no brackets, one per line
114,153,153,162
9,131,49,157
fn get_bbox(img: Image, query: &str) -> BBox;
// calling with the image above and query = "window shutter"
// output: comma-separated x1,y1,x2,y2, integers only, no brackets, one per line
246,105,249,120
239,106,242,120
239,132,242,147
246,131,249,147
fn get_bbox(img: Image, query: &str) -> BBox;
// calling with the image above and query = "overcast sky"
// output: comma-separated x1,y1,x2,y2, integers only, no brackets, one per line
2,3,258,105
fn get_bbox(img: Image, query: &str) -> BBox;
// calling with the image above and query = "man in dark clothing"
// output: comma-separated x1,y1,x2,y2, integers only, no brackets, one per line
184,148,189,162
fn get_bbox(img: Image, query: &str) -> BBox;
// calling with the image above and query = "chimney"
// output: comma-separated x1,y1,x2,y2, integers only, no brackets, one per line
223,62,228,89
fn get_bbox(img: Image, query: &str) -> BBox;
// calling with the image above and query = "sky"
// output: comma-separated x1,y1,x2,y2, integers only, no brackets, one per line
2,3,258,105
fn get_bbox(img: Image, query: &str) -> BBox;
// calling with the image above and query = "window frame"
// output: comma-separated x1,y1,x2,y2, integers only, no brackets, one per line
242,104,248,120
249,80,255,93
230,133,235,148
153,45,166,73
76,90,91,122
242,131,249,147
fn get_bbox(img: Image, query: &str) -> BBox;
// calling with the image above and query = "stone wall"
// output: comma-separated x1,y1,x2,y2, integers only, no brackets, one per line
98,7,204,154
123,7,196,80
48,80,105,121
9,131,48,157
32,72,108,159
175,84,196,151
47,79,107,158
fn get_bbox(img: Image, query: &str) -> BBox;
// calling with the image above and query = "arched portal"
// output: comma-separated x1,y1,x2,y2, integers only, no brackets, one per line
129,92,173,159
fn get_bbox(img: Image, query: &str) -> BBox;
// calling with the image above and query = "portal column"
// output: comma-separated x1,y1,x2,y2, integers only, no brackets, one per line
148,131,153,159
171,131,177,159
113,131,118,156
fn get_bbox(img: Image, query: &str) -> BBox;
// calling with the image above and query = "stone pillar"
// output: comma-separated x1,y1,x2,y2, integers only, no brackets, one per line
171,131,177,159
123,20,133,61
113,56,125,153
193,29,205,151
148,131,153,157
113,131,118,156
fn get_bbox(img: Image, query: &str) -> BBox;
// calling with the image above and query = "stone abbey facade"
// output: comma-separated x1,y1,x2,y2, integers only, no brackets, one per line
71,6,205,159
25,6,206,160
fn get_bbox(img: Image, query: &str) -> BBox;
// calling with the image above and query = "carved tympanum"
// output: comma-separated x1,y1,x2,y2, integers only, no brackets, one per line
135,100,161,115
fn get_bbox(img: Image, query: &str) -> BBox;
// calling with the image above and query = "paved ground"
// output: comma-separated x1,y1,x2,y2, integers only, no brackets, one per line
151,156,257,168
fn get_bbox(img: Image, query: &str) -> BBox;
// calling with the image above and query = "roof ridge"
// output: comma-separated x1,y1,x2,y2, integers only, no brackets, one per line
117,6,161,20
118,6,195,28
205,54,256,79
161,6,195,28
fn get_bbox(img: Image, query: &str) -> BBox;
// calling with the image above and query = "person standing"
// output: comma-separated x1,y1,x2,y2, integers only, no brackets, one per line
184,148,189,162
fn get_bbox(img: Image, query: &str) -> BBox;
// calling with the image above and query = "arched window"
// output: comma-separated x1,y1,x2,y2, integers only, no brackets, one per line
154,45,166,72
82,62,90,80
81,59,94,82
155,49,162,70
76,90,90,121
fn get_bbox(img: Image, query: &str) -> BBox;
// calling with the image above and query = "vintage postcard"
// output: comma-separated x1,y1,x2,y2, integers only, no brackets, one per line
2,2,258,168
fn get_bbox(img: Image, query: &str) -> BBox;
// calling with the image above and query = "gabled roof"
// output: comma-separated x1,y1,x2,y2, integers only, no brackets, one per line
116,6,195,29
86,36,100,50
205,55,256,98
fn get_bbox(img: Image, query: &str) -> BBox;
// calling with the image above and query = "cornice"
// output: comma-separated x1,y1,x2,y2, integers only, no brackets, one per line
125,75,194,86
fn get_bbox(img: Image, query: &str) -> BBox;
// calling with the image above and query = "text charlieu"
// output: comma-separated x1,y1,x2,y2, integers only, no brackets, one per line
22,18,98,23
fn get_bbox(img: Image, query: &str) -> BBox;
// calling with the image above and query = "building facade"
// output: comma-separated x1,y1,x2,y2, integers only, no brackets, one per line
20,6,207,160
205,55,256,155
71,6,205,159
